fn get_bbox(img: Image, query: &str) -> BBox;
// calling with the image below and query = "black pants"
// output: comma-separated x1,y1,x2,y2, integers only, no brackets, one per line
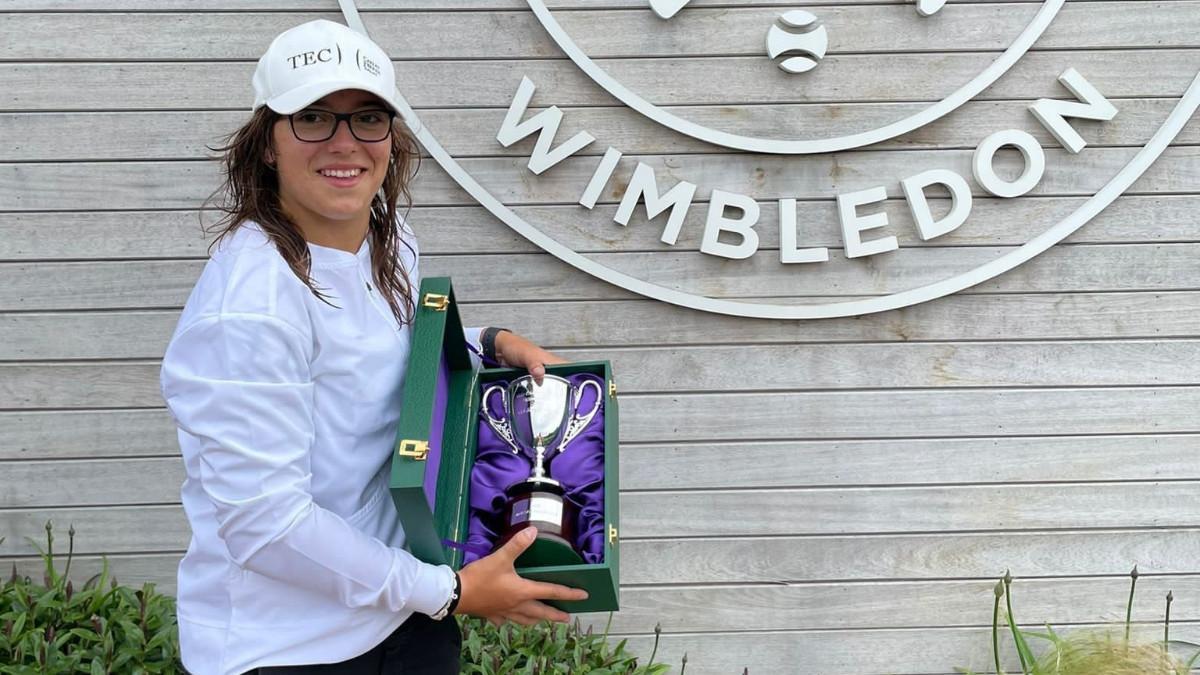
248,613,461,674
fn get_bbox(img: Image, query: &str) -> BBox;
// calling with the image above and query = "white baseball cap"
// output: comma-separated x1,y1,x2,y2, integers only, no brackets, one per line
252,19,402,116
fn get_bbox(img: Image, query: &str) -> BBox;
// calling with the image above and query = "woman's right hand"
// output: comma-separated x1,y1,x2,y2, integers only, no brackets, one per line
453,527,588,626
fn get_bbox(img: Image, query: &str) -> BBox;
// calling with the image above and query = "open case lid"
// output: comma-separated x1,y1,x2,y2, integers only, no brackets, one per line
389,276,477,568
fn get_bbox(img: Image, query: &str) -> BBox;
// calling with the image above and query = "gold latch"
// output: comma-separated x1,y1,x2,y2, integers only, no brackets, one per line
396,439,429,460
422,293,449,311
608,380,617,397
608,524,618,546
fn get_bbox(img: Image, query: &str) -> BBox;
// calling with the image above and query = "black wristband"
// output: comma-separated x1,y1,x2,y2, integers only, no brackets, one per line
480,326,511,364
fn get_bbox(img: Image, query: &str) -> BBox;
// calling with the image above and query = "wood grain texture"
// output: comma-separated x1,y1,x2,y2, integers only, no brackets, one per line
5,4,1197,60
4,193,1200,263
4,4,1199,672
0,410,177,461
5,339,1200,408
6,242,1200,310
8,527,1200,586
0,0,1171,9
8,98,1194,163
6,432,1200,488
4,480,1200,547
5,50,1199,111
6,290,1200,361
8,435,1200,504
6,147,1199,213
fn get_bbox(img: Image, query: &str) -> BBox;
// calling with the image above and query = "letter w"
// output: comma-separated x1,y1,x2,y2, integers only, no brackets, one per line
496,77,595,175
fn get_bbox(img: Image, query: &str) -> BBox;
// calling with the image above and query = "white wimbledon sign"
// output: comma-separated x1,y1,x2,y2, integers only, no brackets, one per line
338,0,1200,320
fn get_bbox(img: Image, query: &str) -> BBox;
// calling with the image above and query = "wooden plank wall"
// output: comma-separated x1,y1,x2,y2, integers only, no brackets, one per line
3,1,1200,673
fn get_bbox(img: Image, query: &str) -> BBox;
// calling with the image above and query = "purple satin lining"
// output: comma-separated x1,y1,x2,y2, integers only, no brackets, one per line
423,354,451,510
464,373,607,565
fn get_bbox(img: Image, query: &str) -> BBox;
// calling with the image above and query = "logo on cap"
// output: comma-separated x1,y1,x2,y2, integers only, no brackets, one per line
286,44,343,69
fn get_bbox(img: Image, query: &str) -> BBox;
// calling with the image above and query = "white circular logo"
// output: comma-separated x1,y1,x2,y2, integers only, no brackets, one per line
343,1,1200,319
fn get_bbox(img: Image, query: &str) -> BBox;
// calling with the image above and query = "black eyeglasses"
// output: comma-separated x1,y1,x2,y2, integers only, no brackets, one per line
287,108,396,143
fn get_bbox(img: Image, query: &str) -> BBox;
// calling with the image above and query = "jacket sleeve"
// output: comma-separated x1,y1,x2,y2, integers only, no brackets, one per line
160,312,454,615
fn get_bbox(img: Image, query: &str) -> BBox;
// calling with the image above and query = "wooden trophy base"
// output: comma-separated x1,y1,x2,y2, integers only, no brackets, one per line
499,479,583,567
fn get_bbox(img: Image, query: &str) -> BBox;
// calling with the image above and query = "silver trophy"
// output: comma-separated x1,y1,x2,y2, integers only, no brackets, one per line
480,374,602,563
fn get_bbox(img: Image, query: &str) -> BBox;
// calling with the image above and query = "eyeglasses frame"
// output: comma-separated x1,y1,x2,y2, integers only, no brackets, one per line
286,108,397,143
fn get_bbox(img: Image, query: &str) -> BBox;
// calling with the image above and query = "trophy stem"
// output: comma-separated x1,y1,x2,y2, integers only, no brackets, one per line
533,442,548,480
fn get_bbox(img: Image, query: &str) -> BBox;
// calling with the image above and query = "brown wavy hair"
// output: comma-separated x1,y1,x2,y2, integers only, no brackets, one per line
203,105,421,326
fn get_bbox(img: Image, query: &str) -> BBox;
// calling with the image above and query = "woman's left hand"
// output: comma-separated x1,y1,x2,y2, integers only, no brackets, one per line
494,330,566,384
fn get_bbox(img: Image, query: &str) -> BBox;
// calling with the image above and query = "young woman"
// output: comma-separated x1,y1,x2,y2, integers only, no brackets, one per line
160,19,586,675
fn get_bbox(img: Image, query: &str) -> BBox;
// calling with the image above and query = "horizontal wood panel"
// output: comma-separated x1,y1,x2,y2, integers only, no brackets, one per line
0,504,1195,632
577,339,1200,390
5,479,1200,549
0,410,177,461
6,291,1200,361
5,194,1200,263
618,434,1200,490
0,506,191,554
0,311,179,360
3,385,1195,448
5,430,1200,490
0,362,164,408
598,575,1200,632
1,458,184,507
460,291,1200,345
5,4,1199,674
6,339,1200,408
5,50,1199,111
620,387,1200,441
8,97,1191,162
6,147,1198,212
622,528,1200,584
618,481,1200,536
6,243,1200,310
0,0,1151,9
5,4,1196,60
9,527,1200,587
9,431,1200,504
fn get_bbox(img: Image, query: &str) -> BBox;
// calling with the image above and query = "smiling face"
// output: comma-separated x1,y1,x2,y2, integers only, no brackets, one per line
268,89,394,245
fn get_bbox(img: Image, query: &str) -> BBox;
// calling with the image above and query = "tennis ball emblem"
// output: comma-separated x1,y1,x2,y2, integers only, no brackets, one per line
766,10,829,74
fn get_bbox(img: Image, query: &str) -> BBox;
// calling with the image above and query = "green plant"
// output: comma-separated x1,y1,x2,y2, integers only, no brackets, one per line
959,566,1200,675
457,614,679,674
0,522,182,674
4,523,680,674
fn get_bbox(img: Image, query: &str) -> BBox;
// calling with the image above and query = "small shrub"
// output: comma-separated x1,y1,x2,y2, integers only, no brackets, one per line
959,567,1200,675
3,523,679,674
457,614,675,674
0,523,181,674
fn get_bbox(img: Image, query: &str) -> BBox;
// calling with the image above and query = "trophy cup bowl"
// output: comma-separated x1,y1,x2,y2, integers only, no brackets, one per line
483,374,590,566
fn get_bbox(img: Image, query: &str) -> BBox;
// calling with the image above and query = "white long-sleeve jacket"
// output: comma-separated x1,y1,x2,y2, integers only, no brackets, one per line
160,221,479,674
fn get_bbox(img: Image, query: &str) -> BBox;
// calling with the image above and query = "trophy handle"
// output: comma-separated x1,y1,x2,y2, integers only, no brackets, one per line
481,383,520,453
557,377,604,455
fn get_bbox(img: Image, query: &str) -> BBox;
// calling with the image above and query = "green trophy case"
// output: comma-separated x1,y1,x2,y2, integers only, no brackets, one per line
388,277,620,613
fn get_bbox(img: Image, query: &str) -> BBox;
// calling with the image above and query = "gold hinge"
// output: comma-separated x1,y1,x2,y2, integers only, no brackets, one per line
608,524,619,546
422,293,449,311
396,439,429,460
608,380,617,398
